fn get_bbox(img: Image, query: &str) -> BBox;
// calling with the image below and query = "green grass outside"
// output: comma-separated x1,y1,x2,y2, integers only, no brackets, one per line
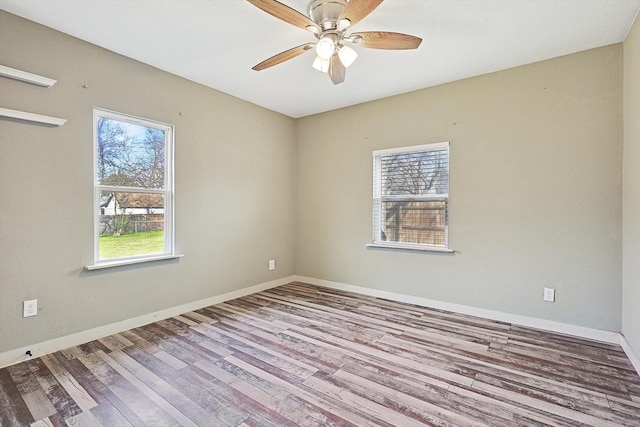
100,231,164,259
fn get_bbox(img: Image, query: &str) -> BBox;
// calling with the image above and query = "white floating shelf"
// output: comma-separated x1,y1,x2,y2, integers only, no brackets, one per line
0,107,67,126
0,65,57,87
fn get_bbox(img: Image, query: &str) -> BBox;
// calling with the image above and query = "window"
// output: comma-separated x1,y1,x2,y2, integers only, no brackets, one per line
91,108,175,267
372,142,450,251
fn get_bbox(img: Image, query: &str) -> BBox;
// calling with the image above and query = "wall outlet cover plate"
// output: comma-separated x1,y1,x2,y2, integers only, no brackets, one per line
24,299,38,317
543,288,555,302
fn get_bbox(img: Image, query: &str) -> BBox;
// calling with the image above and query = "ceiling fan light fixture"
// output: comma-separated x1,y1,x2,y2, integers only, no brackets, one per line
315,36,335,59
247,0,422,85
338,45,357,68
312,56,330,73
337,18,351,31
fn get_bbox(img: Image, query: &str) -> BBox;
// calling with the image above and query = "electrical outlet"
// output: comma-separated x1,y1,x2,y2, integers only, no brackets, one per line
23,299,38,317
543,288,555,302
269,259,275,271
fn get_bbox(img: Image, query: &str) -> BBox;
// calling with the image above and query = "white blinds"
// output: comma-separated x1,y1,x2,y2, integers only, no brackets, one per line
373,142,450,247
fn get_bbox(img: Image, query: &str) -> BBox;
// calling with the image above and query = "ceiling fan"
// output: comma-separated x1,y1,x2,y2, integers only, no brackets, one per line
248,0,422,84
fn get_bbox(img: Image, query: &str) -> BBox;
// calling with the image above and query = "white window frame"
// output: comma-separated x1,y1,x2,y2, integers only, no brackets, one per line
368,141,454,253
86,108,180,270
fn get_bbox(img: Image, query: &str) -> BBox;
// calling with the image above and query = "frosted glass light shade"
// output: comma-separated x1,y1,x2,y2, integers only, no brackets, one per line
338,45,358,68
312,56,330,73
316,37,335,59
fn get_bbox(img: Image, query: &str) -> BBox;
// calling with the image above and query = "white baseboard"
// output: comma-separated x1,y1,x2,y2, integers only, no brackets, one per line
294,276,621,344
4,274,639,378
296,275,640,376
620,334,640,375
0,275,294,369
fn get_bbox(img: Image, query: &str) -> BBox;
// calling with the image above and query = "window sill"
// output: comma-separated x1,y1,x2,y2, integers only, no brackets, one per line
85,254,184,270
366,243,455,253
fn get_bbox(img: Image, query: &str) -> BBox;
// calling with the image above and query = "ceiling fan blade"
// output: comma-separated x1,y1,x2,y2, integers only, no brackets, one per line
329,55,346,85
338,0,384,28
351,31,422,49
252,43,315,71
247,0,319,32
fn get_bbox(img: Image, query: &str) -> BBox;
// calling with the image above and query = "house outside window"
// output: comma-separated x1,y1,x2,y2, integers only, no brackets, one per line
372,142,450,251
93,108,175,265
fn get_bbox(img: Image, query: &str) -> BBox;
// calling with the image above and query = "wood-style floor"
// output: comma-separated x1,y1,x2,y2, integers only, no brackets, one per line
1,282,639,427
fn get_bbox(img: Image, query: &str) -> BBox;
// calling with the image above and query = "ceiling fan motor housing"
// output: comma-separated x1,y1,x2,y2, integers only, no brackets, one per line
309,0,347,30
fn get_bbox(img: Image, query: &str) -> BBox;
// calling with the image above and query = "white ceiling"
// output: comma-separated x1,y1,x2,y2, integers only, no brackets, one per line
2,0,639,118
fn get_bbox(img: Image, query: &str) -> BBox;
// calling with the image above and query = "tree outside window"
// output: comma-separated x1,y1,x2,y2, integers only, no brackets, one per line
93,109,174,262
373,142,450,249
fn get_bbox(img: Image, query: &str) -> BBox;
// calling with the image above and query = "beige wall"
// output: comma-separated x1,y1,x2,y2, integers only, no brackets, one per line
296,45,623,331
623,17,640,355
0,9,632,358
0,12,296,354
